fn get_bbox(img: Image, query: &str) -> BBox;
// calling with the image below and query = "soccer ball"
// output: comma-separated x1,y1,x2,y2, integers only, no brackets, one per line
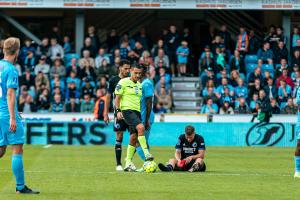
143,161,158,173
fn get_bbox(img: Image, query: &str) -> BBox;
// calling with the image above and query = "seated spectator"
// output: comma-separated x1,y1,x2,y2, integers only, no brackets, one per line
211,35,224,53
199,45,214,64
234,97,250,114
293,70,300,89
276,68,294,88
81,77,95,98
18,91,36,113
202,79,216,96
270,98,280,114
156,87,172,113
50,94,64,113
176,40,189,76
200,97,218,114
249,78,262,98
151,39,168,58
281,97,297,114
94,89,106,120
216,69,228,85
156,67,171,84
291,50,300,67
81,94,95,113
216,78,234,99
96,59,115,80
65,97,80,113
215,47,226,72
66,57,79,76
23,50,36,72
79,58,97,81
35,71,50,94
201,67,216,88
97,76,108,89
36,37,50,57
264,77,277,99
263,71,272,86
203,86,218,104
248,67,263,89
111,48,121,65
34,55,50,76
293,39,300,54
292,27,300,48
63,36,72,54
19,39,35,65
50,58,66,79
20,68,35,91
275,58,289,78
230,50,245,73
278,80,292,104
219,88,234,106
95,48,110,69
235,78,248,99
79,50,95,69
65,81,80,101
229,70,242,87
257,41,273,64
155,76,171,98
219,100,234,114
52,86,65,101
49,37,64,61
66,70,81,89
36,88,50,112
51,73,65,92
199,51,214,76
81,37,97,58
273,40,288,64
249,93,259,112
139,50,154,67
291,64,299,82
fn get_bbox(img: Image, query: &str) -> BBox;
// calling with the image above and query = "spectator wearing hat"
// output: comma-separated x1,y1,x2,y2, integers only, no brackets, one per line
50,58,66,79
281,97,297,114
219,100,234,114
65,97,80,113
50,94,64,113
257,41,274,64
49,37,64,61
34,55,50,76
95,48,110,69
200,97,218,114
80,94,95,113
273,40,289,65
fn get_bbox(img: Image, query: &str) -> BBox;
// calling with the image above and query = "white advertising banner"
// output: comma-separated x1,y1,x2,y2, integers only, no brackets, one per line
0,0,300,9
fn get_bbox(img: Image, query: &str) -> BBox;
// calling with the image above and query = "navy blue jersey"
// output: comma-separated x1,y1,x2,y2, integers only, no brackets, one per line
175,134,205,159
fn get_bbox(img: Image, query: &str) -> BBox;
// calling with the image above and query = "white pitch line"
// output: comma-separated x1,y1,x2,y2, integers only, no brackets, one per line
43,145,52,149
0,170,292,177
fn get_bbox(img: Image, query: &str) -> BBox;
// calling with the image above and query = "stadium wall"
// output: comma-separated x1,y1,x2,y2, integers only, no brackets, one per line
24,121,297,147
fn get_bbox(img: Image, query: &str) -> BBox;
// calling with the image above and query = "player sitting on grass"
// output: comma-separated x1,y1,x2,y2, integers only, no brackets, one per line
158,125,206,172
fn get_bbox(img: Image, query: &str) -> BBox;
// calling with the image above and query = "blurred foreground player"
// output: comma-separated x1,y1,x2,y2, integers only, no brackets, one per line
115,64,154,172
158,125,206,172
104,60,131,171
0,37,39,194
294,87,300,178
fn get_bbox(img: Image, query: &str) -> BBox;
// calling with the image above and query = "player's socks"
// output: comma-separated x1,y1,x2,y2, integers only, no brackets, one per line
295,156,300,173
136,146,146,161
126,145,136,162
12,154,25,191
137,136,151,157
158,163,173,172
115,140,122,166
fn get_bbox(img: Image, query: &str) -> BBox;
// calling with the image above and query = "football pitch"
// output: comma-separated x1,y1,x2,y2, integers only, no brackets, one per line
0,145,300,200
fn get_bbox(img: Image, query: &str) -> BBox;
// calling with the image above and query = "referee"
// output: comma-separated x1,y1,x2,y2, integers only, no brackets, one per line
115,64,154,171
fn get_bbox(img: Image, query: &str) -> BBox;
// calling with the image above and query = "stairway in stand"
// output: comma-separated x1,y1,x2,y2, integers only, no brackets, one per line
172,77,202,114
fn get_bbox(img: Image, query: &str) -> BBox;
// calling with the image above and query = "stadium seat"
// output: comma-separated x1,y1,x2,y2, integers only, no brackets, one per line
245,55,258,65
262,64,274,73
246,63,257,74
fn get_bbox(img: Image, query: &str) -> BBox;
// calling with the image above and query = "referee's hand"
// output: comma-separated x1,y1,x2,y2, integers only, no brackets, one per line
117,112,123,120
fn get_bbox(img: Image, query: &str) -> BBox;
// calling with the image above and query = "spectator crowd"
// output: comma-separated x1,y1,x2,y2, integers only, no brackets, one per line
0,23,299,116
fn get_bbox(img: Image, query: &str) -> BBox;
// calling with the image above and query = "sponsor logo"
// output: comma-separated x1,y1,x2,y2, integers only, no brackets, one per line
246,123,285,146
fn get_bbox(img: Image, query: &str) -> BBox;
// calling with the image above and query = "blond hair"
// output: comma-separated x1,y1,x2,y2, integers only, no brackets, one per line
3,37,20,56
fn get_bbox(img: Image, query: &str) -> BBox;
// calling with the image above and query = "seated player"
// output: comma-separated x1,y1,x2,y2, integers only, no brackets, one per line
158,125,206,172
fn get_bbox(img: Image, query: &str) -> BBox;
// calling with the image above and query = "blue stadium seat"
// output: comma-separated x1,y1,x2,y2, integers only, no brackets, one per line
245,55,258,65
64,53,80,66
246,63,257,74
262,64,274,73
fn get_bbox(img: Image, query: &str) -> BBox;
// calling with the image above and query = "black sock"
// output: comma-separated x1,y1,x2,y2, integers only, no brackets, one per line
166,164,173,171
115,140,122,166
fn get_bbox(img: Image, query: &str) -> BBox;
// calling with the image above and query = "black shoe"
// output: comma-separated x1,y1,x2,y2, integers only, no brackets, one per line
158,163,172,172
16,185,40,194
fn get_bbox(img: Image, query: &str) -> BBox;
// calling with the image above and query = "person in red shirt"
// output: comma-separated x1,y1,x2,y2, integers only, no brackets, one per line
276,68,294,89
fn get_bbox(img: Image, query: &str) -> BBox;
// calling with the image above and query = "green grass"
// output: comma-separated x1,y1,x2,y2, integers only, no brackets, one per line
0,145,300,200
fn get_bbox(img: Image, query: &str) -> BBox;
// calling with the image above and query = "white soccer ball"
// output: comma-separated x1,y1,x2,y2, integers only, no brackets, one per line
143,161,158,173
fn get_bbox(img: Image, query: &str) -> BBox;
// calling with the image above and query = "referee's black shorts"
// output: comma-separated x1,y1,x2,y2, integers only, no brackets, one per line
122,110,142,134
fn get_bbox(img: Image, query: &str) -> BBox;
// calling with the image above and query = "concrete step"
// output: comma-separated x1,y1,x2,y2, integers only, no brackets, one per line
172,82,200,89
174,101,200,107
173,91,200,98
172,77,200,82
172,97,202,101
173,106,201,112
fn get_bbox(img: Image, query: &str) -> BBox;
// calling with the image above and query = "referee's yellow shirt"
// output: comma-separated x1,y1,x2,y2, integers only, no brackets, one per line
114,77,142,112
